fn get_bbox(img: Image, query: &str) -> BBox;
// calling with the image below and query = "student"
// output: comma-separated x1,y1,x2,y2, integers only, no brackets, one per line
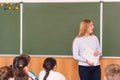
105,64,120,80
20,54,39,80
72,19,102,80
0,66,14,80
12,56,29,80
39,57,66,80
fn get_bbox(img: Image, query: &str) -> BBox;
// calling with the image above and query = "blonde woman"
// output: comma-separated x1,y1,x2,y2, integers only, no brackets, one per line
72,19,102,80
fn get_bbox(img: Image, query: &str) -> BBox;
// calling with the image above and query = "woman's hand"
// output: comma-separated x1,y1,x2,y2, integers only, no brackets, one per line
94,50,100,57
86,60,94,66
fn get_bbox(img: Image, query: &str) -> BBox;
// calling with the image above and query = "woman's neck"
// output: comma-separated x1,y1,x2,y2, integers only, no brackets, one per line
84,33,90,37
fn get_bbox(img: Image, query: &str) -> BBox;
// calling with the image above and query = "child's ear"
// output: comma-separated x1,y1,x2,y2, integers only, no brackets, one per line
53,65,57,71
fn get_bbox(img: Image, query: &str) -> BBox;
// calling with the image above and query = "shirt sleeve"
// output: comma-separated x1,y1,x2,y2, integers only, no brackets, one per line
95,36,102,56
72,38,86,62
39,71,44,80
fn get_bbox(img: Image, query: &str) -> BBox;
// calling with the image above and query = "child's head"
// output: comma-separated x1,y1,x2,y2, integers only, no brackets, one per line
13,56,29,80
13,56,29,69
0,66,13,80
43,57,56,71
105,64,120,80
20,54,31,62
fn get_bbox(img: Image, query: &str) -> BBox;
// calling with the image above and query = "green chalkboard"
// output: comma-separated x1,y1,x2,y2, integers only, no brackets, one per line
0,4,20,54
23,3,100,55
1,2,120,56
103,2,120,57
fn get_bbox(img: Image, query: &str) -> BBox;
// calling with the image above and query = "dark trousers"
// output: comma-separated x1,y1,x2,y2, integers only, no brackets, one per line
78,65,101,80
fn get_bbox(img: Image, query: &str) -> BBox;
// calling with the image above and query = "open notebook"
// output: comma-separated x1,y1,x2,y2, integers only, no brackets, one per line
83,47,99,66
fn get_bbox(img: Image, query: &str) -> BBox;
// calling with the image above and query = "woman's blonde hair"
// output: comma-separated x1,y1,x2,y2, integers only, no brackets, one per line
77,19,93,37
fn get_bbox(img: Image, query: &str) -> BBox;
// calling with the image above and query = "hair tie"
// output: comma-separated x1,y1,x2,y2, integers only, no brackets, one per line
19,64,23,68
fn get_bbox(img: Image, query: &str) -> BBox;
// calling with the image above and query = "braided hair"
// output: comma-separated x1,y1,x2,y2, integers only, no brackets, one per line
43,57,56,80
